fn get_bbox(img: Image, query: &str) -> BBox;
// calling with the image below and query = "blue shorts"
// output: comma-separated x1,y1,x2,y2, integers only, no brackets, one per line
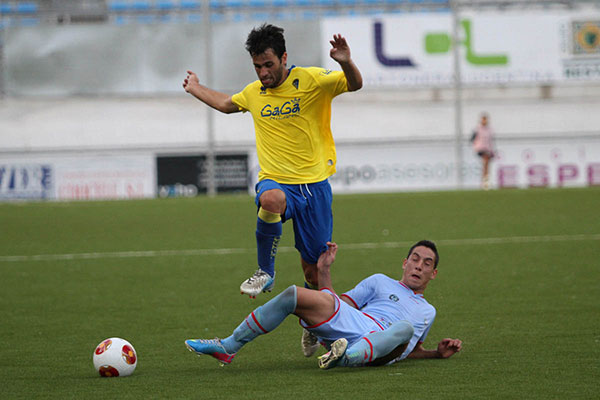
299,289,383,349
255,179,333,264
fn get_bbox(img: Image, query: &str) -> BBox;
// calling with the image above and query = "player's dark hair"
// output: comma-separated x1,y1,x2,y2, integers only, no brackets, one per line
407,240,439,268
245,23,286,59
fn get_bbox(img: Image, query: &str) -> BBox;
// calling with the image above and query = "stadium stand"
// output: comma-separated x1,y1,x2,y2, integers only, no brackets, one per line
0,0,455,26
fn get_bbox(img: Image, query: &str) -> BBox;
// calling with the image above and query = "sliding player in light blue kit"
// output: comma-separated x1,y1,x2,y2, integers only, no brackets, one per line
185,240,462,368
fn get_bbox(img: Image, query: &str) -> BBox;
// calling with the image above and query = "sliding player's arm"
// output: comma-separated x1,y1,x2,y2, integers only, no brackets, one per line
317,242,338,291
407,338,462,359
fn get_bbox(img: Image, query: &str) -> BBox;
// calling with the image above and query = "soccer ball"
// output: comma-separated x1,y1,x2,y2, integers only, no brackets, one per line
93,337,137,377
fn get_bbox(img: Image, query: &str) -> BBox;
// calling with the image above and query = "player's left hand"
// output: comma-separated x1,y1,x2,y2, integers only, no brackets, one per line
329,34,351,64
437,338,462,358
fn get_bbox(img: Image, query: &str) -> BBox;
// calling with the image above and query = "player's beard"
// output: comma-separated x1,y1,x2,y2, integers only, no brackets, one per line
262,65,286,89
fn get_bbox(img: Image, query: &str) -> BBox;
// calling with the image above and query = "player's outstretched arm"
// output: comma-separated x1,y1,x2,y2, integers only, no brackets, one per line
407,338,462,359
183,70,240,114
329,34,363,92
317,242,338,291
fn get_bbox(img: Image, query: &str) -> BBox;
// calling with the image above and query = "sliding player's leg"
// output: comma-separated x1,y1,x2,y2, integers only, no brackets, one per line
335,320,414,368
186,286,336,365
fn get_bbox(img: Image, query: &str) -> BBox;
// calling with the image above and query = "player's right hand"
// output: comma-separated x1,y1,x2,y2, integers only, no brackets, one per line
318,242,338,270
183,70,199,93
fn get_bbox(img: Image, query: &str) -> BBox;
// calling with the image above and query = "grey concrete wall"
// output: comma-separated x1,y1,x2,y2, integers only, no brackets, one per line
2,20,321,96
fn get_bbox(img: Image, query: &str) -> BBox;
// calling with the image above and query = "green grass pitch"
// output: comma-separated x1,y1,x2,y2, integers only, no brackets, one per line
1,187,599,399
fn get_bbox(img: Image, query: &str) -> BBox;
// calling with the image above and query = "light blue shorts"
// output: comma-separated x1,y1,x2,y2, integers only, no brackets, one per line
255,179,333,264
298,289,383,349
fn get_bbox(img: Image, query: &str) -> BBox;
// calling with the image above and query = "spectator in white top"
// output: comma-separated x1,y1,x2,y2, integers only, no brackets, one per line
471,112,495,190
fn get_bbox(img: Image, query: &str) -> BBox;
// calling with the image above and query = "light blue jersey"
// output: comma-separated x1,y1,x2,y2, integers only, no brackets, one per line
341,273,436,360
300,274,436,361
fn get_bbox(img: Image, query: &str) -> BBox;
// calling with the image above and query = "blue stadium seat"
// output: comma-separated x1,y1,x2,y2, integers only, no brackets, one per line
293,0,313,6
180,0,201,9
108,1,129,12
224,0,243,7
16,2,38,14
136,14,155,22
156,0,176,10
159,13,176,22
210,12,225,22
209,0,223,9
113,14,128,24
248,0,267,8
131,0,151,10
187,12,202,22
19,16,40,25
1,3,13,14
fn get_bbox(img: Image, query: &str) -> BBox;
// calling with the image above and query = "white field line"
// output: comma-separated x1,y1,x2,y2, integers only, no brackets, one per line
1,233,599,263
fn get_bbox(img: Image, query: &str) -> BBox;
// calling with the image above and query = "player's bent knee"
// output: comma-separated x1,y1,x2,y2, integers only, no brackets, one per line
389,320,414,343
277,285,298,313
259,190,286,213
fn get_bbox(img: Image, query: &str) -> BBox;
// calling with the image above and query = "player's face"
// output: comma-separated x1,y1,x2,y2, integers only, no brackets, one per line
252,49,288,89
401,246,438,294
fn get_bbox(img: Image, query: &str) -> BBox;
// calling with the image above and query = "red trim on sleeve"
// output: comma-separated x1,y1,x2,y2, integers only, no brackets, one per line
340,293,359,309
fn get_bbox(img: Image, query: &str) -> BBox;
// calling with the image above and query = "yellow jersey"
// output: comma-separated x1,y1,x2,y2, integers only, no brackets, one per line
231,66,348,184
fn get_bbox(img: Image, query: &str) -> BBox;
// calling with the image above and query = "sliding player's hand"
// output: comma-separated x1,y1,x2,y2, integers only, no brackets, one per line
437,338,462,358
317,242,338,271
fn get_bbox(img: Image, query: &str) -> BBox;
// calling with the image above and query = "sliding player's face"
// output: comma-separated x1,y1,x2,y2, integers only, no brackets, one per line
252,48,288,89
401,246,438,294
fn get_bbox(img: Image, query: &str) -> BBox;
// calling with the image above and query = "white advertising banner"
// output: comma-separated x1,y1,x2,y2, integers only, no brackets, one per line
330,142,481,192
0,155,155,201
248,137,600,193
492,139,600,189
321,11,600,87
326,138,600,193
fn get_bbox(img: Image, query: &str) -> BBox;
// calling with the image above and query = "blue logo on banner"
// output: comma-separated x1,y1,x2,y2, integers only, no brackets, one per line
0,164,54,200
374,22,416,67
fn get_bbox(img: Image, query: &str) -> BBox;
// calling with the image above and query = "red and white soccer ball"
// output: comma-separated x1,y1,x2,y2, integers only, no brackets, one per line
93,337,137,377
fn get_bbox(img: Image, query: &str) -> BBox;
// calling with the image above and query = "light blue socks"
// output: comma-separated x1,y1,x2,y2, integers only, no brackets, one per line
221,285,297,353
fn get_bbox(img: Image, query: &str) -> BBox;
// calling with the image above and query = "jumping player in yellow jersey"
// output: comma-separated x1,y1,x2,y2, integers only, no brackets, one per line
183,24,362,310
